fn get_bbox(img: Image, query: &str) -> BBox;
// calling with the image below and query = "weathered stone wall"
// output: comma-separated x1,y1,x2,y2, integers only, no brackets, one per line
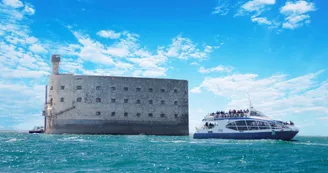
46,75,189,135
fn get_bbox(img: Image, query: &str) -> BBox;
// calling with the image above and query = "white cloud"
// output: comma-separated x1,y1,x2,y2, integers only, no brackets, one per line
2,0,23,8
212,5,229,15
190,62,199,66
192,70,328,117
280,1,316,29
241,0,275,13
251,16,272,25
23,3,35,15
199,65,233,73
73,31,115,65
96,30,121,39
236,0,276,27
317,117,328,121
166,35,211,60
29,44,47,53
190,86,202,93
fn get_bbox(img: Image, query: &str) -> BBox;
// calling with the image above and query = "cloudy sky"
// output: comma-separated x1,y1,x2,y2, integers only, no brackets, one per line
0,0,327,136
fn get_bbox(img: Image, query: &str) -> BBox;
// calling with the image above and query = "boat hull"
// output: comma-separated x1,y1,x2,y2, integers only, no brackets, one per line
29,130,44,134
193,131,298,140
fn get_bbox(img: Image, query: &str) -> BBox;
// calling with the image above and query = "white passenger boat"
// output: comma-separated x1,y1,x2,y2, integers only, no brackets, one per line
193,106,299,140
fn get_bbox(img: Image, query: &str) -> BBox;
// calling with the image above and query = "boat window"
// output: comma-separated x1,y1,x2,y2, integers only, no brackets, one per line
250,110,266,117
226,122,238,131
270,122,282,129
161,100,165,105
96,98,101,103
61,86,65,90
136,87,141,92
160,113,165,117
174,114,178,118
235,120,246,126
174,89,178,93
124,87,128,91
246,120,259,130
96,86,101,90
235,120,247,131
124,99,128,103
77,97,82,102
174,101,178,105
124,112,128,117
257,121,270,129
136,99,141,104
76,86,82,90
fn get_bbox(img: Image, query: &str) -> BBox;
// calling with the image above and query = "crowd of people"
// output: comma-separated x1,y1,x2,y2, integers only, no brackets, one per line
208,109,250,118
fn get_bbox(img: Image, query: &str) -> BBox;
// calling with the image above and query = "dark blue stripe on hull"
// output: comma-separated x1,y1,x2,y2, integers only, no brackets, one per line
193,131,298,141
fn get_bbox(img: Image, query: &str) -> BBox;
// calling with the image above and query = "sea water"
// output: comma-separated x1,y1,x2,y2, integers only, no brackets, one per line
0,132,327,172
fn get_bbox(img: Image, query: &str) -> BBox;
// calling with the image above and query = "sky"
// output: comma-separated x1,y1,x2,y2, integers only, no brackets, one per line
0,0,327,136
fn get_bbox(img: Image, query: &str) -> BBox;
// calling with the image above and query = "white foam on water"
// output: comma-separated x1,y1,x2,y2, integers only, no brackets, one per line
5,138,22,142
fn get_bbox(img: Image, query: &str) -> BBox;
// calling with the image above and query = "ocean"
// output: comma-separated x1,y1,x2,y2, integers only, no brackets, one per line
0,133,327,173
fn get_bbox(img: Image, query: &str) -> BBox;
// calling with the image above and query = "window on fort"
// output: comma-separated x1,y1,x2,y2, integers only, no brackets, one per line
50,86,53,90
161,100,165,105
111,99,116,103
111,112,115,116
174,89,178,93
96,111,101,116
96,86,101,90
136,99,141,104
160,89,165,93
124,99,128,103
160,113,165,117
96,98,101,103
174,114,178,118
148,113,153,117
77,97,82,102
77,86,82,90
148,100,153,104
61,86,65,90
136,113,140,117
149,88,153,92
60,97,64,102
111,87,116,91
124,87,128,91
124,112,128,117
136,87,141,92
174,101,178,105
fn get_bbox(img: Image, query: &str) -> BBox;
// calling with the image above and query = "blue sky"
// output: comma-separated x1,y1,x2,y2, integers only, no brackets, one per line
0,0,327,136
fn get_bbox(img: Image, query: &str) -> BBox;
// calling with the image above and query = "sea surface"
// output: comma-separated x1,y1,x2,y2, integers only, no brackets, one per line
0,133,327,173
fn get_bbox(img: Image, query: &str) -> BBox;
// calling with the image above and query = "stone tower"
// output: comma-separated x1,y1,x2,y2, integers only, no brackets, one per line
51,54,61,75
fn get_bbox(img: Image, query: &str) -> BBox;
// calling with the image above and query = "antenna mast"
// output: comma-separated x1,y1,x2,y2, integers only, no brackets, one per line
247,92,253,109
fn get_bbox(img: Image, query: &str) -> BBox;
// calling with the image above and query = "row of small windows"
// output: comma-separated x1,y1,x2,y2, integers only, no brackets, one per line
52,86,178,93
95,112,180,118
60,97,179,105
